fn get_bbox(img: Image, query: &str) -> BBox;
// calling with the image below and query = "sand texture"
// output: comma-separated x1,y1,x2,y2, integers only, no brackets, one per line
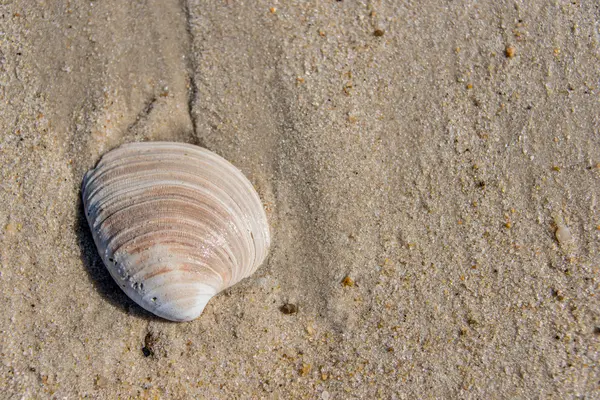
1,1,599,398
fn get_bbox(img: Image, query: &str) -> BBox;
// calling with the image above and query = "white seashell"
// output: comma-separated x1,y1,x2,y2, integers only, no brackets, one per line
82,142,270,321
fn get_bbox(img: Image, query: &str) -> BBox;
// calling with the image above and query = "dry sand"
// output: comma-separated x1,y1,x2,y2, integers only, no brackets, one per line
1,1,599,398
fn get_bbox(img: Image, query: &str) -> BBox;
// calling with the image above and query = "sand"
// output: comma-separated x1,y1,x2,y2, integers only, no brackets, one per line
1,1,599,398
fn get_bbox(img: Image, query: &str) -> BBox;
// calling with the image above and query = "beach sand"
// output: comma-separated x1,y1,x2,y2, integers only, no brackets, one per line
0,1,598,398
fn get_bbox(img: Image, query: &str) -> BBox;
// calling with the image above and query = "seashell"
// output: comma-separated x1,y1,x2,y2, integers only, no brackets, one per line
82,142,270,321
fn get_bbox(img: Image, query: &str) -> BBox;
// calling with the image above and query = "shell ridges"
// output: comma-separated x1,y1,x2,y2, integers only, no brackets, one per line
82,142,270,321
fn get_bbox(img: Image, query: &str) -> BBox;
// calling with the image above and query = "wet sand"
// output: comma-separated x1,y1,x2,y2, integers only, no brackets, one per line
0,1,598,398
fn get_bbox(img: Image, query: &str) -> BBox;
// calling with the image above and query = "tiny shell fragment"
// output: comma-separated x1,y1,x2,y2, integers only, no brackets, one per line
555,223,573,245
552,214,573,247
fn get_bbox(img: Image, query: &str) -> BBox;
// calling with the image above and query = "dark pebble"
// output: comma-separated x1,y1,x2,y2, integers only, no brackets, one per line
280,303,298,314
142,346,152,357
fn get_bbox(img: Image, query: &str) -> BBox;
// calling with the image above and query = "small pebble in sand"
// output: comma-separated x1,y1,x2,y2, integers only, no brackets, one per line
505,45,516,58
555,223,573,245
142,332,162,358
141,346,152,357
299,363,311,376
342,276,354,287
551,288,565,302
280,303,298,314
142,340,153,357
374,29,385,37
552,214,573,247
305,325,315,335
